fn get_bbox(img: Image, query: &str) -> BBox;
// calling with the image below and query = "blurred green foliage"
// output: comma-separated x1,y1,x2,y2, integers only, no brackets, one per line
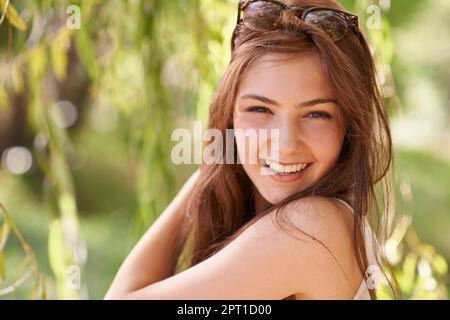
0,0,449,299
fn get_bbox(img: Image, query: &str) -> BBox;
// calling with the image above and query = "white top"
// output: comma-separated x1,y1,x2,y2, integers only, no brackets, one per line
333,198,381,300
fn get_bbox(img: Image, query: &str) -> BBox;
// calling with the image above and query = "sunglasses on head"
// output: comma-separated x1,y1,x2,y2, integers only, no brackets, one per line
231,0,360,51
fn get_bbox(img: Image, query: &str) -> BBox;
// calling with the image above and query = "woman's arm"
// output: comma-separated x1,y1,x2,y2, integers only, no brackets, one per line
104,169,200,299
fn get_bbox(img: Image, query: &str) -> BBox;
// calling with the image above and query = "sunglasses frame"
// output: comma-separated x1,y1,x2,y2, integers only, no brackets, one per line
232,0,360,51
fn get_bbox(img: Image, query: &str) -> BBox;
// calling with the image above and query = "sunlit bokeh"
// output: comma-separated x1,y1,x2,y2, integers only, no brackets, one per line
1,146,33,175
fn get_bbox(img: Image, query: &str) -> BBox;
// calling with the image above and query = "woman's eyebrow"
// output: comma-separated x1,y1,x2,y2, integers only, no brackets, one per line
239,94,337,108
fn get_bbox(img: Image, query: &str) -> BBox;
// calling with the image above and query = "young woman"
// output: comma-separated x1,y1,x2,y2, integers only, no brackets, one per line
105,0,397,300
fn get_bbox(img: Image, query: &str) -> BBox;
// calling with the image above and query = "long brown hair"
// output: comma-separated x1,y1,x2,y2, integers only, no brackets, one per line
169,0,400,299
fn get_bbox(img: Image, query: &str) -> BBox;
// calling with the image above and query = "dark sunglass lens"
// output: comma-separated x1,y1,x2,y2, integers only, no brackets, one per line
243,1,283,31
304,10,348,41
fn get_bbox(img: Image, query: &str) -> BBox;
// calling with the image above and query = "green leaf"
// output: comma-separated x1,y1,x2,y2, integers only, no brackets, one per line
0,222,9,252
29,46,47,79
48,219,65,279
431,254,448,277
75,27,98,79
0,0,27,31
40,288,47,300
29,276,46,300
29,280,37,299
11,65,24,94
0,85,9,111
51,31,72,81
0,251,5,282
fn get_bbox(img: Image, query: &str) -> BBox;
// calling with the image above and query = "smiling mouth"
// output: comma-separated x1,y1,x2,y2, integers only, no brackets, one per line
260,159,312,175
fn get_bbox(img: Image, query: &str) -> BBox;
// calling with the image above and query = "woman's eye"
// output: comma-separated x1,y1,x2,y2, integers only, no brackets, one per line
246,106,272,114
307,111,332,120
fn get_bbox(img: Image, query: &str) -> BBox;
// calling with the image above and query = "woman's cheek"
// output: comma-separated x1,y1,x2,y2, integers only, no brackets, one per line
304,123,344,159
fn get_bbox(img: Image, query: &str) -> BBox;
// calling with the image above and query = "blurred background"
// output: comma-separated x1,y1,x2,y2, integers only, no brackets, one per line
0,0,448,299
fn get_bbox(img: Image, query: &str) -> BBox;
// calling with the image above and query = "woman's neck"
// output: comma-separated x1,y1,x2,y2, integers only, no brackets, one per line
252,185,273,214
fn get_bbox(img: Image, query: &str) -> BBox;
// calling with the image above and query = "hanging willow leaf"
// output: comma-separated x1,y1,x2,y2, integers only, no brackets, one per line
0,84,8,111
50,30,72,81
47,219,66,279
29,274,46,300
431,253,448,277
0,252,5,282
11,64,24,94
0,204,47,297
0,0,27,31
0,222,9,252
29,46,47,79
75,26,98,79
0,209,10,284
29,277,37,299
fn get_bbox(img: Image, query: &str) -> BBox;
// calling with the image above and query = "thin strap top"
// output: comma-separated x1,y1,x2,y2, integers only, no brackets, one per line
333,197,381,300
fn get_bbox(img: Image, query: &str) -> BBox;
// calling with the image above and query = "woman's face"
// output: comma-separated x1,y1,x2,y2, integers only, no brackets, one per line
233,53,347,213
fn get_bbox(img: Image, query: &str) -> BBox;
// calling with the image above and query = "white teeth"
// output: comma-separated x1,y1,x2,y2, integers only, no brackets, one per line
261,159,310,174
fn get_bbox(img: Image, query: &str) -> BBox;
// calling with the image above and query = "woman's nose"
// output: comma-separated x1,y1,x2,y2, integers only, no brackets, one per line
276,115,304,157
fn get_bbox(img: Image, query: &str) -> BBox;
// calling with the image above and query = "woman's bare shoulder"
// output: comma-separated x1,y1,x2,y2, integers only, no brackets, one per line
268,196,362,298
277,196,355,242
